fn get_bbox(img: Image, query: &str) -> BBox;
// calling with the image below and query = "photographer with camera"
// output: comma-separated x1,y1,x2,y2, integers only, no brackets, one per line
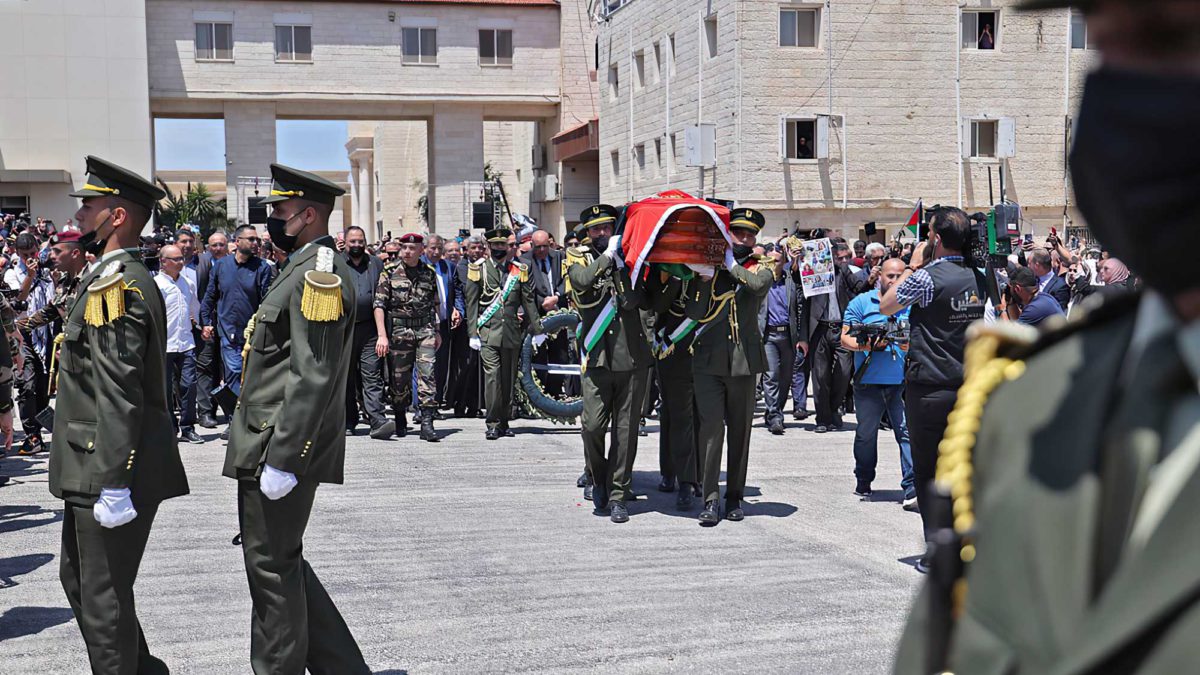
841,258,916,510
880,206,985,573
1003,266,1065,327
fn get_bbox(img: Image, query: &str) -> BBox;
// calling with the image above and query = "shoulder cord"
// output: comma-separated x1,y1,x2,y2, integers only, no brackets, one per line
934,333,1026,617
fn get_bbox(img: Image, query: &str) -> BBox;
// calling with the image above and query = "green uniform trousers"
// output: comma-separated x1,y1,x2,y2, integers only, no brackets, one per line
581,366,647,503
694,373,756,505
236,479,368,675
657,355,699,485
481,345,517,430
60,502,164,675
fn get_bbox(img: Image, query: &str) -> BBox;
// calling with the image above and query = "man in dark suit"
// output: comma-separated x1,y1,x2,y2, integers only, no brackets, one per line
758,247,805,435
1028,247,1070,311
194,230,227,428
451,236,486,418
799,239,866,433
520,229,568,396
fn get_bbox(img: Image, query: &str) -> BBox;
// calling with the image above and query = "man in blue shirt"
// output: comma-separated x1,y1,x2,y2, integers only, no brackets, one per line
841,258,916,509
201,225,273,399
1005,265,1066,327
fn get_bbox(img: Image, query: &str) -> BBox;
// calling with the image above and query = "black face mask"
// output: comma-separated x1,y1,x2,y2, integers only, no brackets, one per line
347,246,365,258
591,235,610,252
1070,68,1200,296
78,213,112,257
490,247,508,261
266,212,303,253
732,244,754,261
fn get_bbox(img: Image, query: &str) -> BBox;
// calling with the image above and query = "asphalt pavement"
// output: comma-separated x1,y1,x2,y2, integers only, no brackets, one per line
0,411,923,673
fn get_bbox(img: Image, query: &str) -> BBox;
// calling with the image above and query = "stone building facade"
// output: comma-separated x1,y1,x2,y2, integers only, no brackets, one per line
597,0,1098,241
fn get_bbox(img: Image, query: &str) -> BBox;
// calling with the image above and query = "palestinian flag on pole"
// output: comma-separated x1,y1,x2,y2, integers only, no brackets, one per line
904,199,923,238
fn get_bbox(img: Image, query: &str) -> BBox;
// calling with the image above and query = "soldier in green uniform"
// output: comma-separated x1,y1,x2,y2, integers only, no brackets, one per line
50,156,189,674
685,208,773,526
644,266,701,510
224,164,369,675
372,232,441,442
463,227,542,440
566,205,652,523
894,1,1200,672
20,229,87,333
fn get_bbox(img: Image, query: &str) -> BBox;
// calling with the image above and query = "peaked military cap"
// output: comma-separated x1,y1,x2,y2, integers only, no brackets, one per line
729,207,765,233
260,163,346,206
580,204,618,230
484,227,513,243
396,232,425,244
69,156,165,210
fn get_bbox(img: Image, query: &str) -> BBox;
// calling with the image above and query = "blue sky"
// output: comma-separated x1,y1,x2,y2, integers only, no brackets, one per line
154,119,350,171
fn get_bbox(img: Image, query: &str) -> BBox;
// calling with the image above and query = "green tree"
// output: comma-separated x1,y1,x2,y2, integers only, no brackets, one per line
155,180,229,238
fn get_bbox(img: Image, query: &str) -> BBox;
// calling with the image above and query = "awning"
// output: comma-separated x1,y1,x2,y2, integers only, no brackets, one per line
0,169,72,184
551,118,598,163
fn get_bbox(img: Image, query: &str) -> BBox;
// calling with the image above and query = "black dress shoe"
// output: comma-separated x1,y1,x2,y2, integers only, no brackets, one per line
609,500,629,523
576,472,589,488
345,428,354,437
369,420,395,440
583,483,594,501
792,409,810,421
768,420,785,435
638,419,648,437
180,428,204,445
485,428,499,441
815,425,828,434
475,410,486,419
698,500,720,526
725,500,744,522
657,475,677,492
502,427,515,438
676,485,695,511
198,414,219,429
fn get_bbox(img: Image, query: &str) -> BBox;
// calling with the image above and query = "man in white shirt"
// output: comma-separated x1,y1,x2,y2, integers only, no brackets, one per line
3,232,55,453
154,244,203,444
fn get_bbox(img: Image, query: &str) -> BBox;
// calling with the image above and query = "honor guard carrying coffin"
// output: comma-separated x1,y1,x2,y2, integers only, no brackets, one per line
566,205,652,523
463,227,543,440
685,208,773,526
49,156,189,674
372,232,441,442
223,164,370,675
893,1,1200,673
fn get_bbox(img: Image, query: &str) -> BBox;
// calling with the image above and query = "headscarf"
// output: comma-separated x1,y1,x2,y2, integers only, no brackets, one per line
1101,257,1130,286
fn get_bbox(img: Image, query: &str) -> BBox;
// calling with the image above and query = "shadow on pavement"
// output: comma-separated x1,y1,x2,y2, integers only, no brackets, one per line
0,505,63,535
868,489,907,504
0,606,75,642
0,456,49,487
0,553,55,589
625,471,796,521
373,670,409,674
897,554,924,571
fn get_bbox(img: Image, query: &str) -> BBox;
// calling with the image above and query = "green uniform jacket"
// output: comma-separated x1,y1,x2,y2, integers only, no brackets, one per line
895,294,1200,674
644,271,695,358
49,250,189,508
463,257,541,349
223,237,356,484
566,250,651,372
684,262,772,377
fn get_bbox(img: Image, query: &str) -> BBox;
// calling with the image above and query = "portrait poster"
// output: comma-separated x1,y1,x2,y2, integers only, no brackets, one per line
799,238,835,298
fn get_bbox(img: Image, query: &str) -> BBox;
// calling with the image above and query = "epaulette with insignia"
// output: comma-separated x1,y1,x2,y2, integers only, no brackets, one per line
512,260,530,283
565,246,589,268
301,247,343,322
467,260,482,283
84,261,139,326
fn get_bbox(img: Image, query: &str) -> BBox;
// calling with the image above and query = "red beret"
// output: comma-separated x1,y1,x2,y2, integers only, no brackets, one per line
53,230,84,244
397,233,425,244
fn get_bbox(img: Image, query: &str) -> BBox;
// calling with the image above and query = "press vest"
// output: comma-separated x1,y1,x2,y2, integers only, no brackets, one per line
905,260,985,388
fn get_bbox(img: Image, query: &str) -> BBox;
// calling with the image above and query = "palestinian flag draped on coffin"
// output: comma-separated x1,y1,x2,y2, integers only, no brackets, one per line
621,190,732,287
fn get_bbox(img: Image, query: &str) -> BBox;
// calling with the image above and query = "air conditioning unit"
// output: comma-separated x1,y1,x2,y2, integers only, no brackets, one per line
532,175,561,203
684,124,716,168
531,144,546,169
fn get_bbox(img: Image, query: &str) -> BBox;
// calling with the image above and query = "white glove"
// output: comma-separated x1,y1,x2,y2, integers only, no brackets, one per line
532,333,548,348
469,336,482,351
604,235,624,268
724,247,737,272
687,263,715,280
260,464,298,501
93,488,137,528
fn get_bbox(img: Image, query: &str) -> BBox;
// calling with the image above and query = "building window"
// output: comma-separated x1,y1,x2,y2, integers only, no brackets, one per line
780,8,820,48
961,10,998,50
634,50,646,89
704,14,718,60
403,27,438,65
195,22,233,61
654,137,663,171
610,150,621,186
653,41,663,82
479,29,513,66
668,33,676,72
969,119,998,158
608,64,619,100
634,143,646,179
275,24,312,62
783,118,817,160
1070,9,1094,50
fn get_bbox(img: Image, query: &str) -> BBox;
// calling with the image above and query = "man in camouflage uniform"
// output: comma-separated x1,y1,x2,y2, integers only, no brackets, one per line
373,232,440,442
20,230,87,334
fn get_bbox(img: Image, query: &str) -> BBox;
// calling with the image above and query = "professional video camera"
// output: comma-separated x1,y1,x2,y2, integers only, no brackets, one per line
846,319,910,350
